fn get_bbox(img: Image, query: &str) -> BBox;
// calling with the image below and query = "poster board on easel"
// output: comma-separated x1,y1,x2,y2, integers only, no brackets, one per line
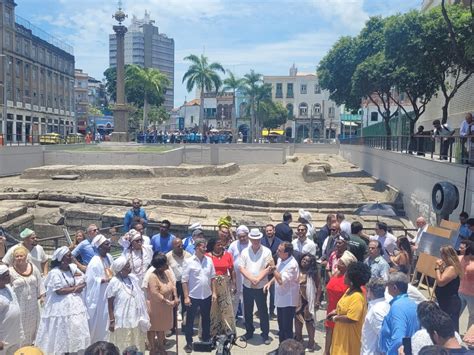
417,226,456,258
412,252,438,300
439,219,461,232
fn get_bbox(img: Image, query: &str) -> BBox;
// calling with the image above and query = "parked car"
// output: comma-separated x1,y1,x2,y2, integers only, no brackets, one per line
39,133,64,145
66,133,84,144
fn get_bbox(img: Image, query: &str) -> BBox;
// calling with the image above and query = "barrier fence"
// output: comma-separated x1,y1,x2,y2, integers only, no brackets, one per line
340,135,474,165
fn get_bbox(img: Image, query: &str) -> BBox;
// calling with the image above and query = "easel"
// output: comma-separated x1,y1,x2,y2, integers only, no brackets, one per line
412,252,438,300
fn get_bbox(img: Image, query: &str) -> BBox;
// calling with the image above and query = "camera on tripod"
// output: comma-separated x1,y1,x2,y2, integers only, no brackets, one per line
213,333,236,355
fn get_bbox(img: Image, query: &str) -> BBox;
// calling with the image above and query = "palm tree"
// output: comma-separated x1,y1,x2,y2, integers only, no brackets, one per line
182,54,225,132
222,70,245,142
243,70,263,143
125,65,170,131
255,83,272,140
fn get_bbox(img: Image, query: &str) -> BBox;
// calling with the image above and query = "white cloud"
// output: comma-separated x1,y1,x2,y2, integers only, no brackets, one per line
309,0,369,33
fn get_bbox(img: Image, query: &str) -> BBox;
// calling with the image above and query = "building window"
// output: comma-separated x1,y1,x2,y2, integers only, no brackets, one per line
313,103,321,114
314,83,321,94
15,61,21,78
24,41,30,57
329,107,335,117
191,116,194,124
286,103,294,118
299,103,308,116
287,83,294,98
300,84,307,94
24,64,29,82
370,112,378,122
16,37,21,53
16,87,22,102
5,32,12,50
4,9,12,26
275,83,283,98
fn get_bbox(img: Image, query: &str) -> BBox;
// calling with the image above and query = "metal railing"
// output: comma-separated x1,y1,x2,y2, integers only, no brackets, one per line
0,133,85,146
340,135,474,165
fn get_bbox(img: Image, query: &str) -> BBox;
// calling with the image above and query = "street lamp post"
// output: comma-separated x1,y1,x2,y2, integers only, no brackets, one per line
0,54,7,143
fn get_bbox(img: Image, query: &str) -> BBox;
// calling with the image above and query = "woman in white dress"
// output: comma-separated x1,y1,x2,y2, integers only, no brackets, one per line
9,246,45,346
35,246,90,354
85,234,114,343
106,256,150,353
120,229,152,285
0,264,24,355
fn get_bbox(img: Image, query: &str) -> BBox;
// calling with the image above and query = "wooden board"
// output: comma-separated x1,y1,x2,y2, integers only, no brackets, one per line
414,253,438,279
440,219,461,231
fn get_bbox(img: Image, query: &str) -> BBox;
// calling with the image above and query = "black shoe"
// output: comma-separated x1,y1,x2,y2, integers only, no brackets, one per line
184,344,193,353
269,312,276,319
262,336,271,345
240,333,253,341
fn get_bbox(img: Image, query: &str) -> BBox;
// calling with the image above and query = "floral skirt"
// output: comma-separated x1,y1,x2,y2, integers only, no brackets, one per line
210,275,236,337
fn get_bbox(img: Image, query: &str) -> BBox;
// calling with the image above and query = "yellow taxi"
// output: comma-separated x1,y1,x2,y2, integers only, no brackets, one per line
66,133,84,144
39,133,64,145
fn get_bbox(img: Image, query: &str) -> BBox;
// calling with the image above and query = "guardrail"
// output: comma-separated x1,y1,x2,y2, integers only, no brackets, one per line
340,135,474,164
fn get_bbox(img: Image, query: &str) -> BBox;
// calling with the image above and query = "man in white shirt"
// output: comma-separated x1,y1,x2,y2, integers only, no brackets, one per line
292,224,318,256
228,225,250,317
264,242,299,345
166,238,192,326
239,228,274,345
2,228,48,275
433,119,454,160
370,222,397,263
361,278,390,355
460,113,473,163
411,217,428,254
182,238,217,353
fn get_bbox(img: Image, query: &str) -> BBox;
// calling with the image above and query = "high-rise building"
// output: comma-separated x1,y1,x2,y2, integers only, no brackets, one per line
0,0,75,143
109,11,174,111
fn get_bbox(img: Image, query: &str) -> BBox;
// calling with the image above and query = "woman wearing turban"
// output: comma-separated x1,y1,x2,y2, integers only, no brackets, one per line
120,229,152,285
106,256,149,353
9,246,45,346
324,250,357,355
0,264,24,355
85,235,114,344
35,246,90,354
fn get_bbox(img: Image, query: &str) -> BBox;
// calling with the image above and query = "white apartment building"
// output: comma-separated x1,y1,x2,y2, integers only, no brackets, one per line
263,64,340,141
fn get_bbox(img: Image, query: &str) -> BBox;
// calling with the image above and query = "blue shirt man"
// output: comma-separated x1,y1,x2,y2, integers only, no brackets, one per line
151,220,176,254
123,199,148,232
379,273,420,355
72,224,99,265
455,212,470,250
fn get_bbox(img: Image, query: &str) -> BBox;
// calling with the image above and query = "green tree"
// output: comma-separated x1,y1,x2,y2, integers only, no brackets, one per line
260,101,288,132
87,105,103,116
125,65,170,130
222,70,245,142
182,54,225,132
384,11,440,134
242,70,263,142
422,5,473,123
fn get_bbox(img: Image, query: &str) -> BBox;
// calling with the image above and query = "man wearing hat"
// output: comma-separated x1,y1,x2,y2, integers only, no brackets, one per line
239,228,274,345
2,228,48,275
183,222,202,252
298,209,315,241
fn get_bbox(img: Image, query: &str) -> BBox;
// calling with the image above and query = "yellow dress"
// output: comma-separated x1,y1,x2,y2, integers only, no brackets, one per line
331,290,367,355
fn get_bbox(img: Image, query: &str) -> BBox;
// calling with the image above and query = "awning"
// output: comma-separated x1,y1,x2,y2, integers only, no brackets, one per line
341,122,359,127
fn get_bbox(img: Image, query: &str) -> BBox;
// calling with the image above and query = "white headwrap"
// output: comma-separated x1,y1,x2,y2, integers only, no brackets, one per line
236,225,249,236
51,246,70,262
119,229,141,249
339,250,357,266
92,234,107,248
0,264,8,276
299,209,312,222
111,255,128,274
189,222,202,231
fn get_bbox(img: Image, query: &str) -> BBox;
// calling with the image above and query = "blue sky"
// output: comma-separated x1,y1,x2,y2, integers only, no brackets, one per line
17,0,419,107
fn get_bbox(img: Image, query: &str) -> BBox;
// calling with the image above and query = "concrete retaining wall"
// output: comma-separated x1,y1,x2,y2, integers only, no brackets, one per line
44,147,184,166
0,146,44,176
339,144,474,224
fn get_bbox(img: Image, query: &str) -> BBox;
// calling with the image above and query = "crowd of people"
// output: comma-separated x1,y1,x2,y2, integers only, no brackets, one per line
1,202,474,355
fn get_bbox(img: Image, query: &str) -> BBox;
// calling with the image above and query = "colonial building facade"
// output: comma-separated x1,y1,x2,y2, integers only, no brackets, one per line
0,0,75,143
263,64,340,141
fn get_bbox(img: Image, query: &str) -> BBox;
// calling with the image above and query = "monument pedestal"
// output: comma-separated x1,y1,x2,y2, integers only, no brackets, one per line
111,104,129,142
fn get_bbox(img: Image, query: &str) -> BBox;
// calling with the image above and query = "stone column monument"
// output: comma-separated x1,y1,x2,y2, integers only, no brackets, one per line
110,2,129,142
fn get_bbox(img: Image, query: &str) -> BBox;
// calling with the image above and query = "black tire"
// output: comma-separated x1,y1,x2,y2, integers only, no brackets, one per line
432,181,459,216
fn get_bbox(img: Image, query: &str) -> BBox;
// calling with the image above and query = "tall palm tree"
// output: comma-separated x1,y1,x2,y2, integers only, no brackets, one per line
182,54,225,132
255,83,272,140
222,70,244,142
125,65,170,131
243,70,263,143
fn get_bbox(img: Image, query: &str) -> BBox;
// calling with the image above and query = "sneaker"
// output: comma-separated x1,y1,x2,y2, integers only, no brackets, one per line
178,313,182,321
269,312,276,320
184,344,193,353
240,333,253,342
263,337,271,345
